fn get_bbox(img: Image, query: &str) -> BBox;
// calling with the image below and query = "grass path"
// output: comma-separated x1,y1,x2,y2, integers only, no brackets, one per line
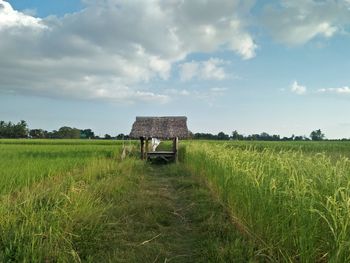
111,163,256,262
0,158,257,262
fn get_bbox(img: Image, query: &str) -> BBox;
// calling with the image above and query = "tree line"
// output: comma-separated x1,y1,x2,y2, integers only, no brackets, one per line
193,129,328,141
0,120,345,141
0,120,128,140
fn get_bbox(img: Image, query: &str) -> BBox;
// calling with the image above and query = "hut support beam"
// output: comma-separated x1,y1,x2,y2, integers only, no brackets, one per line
145,138,149,159
140,137,145,160
172,137,178,162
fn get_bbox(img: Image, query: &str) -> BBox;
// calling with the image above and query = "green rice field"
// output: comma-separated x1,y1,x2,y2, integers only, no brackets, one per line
1,139,350,262
184,140,350,262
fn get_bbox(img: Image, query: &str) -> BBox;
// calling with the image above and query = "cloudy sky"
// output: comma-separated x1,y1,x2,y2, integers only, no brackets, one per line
0,0,350,138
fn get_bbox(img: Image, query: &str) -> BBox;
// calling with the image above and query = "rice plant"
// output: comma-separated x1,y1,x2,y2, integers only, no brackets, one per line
184,141,350,262
2,139,350,262
0,139,138,261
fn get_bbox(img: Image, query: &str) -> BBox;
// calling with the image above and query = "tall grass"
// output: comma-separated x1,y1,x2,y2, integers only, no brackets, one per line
0,158,144,262
0,139,142,261
184,141,350,262
3,139,350,261
197,140,350,159
0,139,254,262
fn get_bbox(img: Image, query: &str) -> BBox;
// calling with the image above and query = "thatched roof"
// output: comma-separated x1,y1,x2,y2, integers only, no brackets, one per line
129,116,189,139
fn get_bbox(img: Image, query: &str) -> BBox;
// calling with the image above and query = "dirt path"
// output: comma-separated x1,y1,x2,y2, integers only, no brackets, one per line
111,163,255,262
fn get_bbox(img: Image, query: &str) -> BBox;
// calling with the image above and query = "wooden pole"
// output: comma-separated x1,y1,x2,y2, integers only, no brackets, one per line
173,137,178,162
145,138,149,160
140,137,145,160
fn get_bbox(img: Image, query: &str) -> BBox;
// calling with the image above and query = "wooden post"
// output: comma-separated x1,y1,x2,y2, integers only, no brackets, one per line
173,137,178,162
145,138,149,160
140,137,145,160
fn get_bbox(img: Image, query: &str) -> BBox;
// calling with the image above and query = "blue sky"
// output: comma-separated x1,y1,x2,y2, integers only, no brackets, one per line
0,0,350,138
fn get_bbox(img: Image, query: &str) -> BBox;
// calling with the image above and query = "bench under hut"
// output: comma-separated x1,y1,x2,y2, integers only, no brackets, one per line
129,116,189,162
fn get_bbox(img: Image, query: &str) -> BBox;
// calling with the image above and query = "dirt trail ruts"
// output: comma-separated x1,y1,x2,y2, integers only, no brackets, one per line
114,164,255,262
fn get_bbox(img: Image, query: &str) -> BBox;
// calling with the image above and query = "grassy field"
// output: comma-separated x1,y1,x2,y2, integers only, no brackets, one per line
194,140,350,159
184,140,350,262
1,139,350,262
0,140,135,261
0,139,255,262
0,140,128,194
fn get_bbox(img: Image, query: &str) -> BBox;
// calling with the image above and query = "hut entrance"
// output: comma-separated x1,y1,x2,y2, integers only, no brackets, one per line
129,116,189,162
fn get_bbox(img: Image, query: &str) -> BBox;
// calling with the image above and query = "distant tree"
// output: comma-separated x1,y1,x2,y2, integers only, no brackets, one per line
80,129,95,139
217,132,229,140
259,132,271,141
116,133,125,140
231,130,244,140
310,129,325,141
47,130,59,139
30,129,47,139
193,133,217,140
116,133,130,140
0,121,10,138
0,120,28,138
14,120,29,138
294,136,304,141
57,126,80,139
0,121,4,138
272,134,280,141
104,134,112,140
246,134,259,141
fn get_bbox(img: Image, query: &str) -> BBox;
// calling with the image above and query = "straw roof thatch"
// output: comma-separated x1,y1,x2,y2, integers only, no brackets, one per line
129,116,189,139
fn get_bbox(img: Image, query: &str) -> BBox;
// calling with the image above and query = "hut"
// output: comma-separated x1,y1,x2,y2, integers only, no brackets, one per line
129,116,189,162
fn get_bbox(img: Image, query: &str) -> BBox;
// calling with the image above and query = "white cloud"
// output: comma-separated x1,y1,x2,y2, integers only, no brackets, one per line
178,62,200,81
262,0,350,45
0,1,44,28
179,58,227,81
0,0,257,103
192,87,228,106
318,86,350,95
149,56,171,80
202,58,227,80
210,87,228,92
291,81,307,95
165,89,191,96
165,86,228,106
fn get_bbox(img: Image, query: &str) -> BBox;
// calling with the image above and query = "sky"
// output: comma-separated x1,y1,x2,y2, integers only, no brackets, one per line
0,0,350,138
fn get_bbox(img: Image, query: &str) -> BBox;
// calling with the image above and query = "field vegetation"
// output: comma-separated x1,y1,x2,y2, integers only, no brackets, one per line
183,140,350,262
221,140,350,158
1,139,350,262
0,139,255,262
0,140,136,261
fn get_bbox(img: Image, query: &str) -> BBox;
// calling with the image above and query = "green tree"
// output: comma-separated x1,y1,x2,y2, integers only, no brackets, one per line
0,120,28,138
117,133,128,140
310,129,325,141
57,126,81,139
231,130,243,140
80,129,95,139
217,132,229,140
30,129,46,139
